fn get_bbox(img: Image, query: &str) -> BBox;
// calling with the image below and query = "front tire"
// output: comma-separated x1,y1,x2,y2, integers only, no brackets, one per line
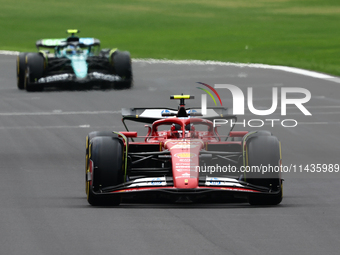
17,52,28,90
87,136,124,206
25,53,45,92
85,131,117,193
245,135,282,205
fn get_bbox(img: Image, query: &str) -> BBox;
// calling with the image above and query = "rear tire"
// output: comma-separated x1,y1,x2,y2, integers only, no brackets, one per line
245,135,282,205
111,51,133,89
25,53,45,92
87,136,124,206
17,52,28,90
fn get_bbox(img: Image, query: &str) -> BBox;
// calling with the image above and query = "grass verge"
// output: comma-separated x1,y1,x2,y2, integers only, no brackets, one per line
1,0,340,75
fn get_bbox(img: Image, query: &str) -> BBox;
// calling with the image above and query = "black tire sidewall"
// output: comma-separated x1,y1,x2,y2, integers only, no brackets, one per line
111,51,132,88
25,53,45,91
246,135,283,205
87,136,124,206
90,136,124,190
86,131,118,183
17,52,28,90
246,135,281,185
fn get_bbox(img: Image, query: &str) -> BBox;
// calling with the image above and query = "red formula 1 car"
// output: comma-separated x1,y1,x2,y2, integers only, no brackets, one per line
85,95,283,206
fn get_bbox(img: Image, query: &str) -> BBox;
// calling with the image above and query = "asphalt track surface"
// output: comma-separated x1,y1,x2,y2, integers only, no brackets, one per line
1,53,340,255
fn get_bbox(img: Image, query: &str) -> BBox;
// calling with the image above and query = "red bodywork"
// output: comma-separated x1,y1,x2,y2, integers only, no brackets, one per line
108,117,263,197
149,117,220,189
87,98,282,205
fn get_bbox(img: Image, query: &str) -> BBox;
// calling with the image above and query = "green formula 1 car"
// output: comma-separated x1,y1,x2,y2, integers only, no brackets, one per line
17,29,133,91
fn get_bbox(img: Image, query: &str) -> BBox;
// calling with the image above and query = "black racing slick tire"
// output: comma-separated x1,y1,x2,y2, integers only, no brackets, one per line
85,131,118,193
25,53,45,92
111,51,133,89
17,52,28,90
245,135,283,206
87,136,124,206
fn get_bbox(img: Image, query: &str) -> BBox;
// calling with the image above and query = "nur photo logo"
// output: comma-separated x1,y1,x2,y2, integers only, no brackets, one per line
196,82,223,115
197,83,312,127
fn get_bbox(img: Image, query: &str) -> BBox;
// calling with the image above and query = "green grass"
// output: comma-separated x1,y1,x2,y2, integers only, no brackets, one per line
1,0,340,75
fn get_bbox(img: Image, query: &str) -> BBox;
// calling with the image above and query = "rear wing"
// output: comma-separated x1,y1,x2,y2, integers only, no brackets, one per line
35,38,100,49
121,107,237,129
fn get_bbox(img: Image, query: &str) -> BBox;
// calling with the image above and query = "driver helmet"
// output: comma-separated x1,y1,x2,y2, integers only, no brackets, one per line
170,123,182,138
65,45,76,55
185,123,195,131
185,123,196,137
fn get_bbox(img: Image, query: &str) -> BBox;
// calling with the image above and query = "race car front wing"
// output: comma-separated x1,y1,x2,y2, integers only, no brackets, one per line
89,176,281,200
37,72,122,84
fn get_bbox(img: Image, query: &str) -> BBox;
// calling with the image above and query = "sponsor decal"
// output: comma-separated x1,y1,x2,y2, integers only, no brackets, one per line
176,163,190,166
209,177,221,185
171,144,198,149
91,72,121,82
169,141,203,149
42,38,65,46
179,159,192,162
176,169,186,172
174,152,197,158
38,74,71,83
175,175,195,179
161,109,171,118
151,178,162,185
126,177,166,188
187,109,197,114
175,163,196,171
175,167,198,172
79,38,95,45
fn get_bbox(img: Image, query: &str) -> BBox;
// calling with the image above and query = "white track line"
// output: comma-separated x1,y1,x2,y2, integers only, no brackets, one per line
1,50,339,83
0,110,120,116
0,125,91,130
133,58,339,82
0,50,19,55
